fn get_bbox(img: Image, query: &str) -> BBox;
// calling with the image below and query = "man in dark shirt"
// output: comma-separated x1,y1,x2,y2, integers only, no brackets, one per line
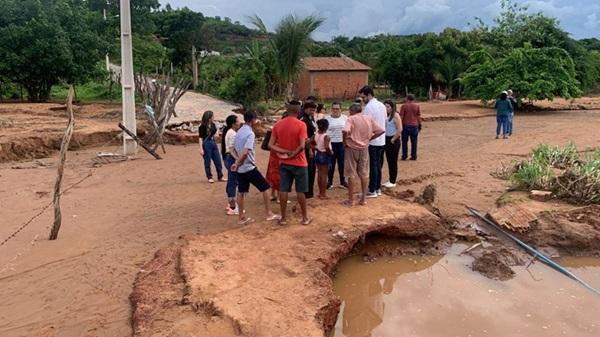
300,101,317,199
399,94,422,161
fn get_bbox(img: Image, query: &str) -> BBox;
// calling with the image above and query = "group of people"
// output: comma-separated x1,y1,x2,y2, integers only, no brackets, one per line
495,89,517,139
198,85,422,226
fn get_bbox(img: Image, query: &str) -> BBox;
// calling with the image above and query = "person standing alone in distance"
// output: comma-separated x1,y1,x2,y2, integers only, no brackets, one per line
358,85,387,199
399,94,422,161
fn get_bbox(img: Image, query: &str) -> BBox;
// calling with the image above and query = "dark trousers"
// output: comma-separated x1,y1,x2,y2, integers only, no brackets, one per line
382,136,401,183
328,142,346,186
224,155,238,199
496,115,509,136
202,139,223,179
305,147,316,199
368,145,384,193
401,126,419,160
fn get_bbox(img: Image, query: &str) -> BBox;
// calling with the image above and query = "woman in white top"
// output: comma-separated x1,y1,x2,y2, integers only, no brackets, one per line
221,114,242,215
325,102,349,189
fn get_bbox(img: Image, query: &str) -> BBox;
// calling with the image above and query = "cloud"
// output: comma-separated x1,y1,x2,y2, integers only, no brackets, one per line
161,0,600,40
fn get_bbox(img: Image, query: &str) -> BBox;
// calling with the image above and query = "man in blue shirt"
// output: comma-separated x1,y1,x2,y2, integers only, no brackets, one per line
232,111,281,225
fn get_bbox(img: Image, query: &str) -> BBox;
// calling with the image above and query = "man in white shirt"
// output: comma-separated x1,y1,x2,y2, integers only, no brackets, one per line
326,102,349,189
359,85,387,198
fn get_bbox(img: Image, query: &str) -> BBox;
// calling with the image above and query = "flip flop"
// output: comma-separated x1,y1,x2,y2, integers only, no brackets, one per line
278,218,288,226
238,218,254,226
359,199,367,206
340,200,354,207
301,217,313,226
266,214,282,221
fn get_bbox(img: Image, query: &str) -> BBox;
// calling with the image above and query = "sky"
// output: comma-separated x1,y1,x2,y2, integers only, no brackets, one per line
160,0,600,41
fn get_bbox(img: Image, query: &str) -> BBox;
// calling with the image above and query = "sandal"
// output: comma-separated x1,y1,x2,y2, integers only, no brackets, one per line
301,217,313,226
266,214,282,221
238,218,254,226
340,199,354,207
278,218,288,226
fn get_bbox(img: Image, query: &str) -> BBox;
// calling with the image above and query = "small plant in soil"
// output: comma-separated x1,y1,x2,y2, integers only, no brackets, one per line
507,144,600,204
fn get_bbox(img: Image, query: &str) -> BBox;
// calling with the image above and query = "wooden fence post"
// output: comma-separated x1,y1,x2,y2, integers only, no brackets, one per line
49,86,75,240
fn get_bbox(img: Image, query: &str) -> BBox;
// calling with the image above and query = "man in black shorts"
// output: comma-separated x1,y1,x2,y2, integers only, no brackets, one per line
232,111,281,225
269,101,311,225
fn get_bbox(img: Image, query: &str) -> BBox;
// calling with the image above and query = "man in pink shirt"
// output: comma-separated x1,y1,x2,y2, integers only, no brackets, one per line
342,103,385,206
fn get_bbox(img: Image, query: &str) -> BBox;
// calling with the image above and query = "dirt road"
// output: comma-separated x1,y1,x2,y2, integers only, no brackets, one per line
0,108,599,336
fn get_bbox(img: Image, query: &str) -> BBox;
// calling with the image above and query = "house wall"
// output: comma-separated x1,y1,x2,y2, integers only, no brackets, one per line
295,70,369,99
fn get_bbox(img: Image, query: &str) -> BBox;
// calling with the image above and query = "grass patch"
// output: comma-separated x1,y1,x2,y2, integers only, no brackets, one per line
508,144,600,204
51,81,121,102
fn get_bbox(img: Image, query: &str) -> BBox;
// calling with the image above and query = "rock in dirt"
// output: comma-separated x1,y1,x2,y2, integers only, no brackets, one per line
529,190,553,201
416,184,436,205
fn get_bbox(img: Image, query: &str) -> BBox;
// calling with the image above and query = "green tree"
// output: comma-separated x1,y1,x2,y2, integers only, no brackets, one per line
433,56,465,98
218,58,266,109
463,45,582,102
0,0,108,102
250,14,324,99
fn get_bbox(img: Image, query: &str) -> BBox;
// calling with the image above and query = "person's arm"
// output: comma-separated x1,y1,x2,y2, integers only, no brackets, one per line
417,105,422,126
232,148,249,171
325,135,333,155
342,120,351,147
198,138,204,156
268,127,290,155
198,125,206,155
392,113,402,142
370,119,385,141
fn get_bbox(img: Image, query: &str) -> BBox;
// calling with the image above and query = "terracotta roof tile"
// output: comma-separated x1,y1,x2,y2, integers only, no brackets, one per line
302,57,371,71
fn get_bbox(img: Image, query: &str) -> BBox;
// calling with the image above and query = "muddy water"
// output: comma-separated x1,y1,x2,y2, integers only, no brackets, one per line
333,245,600,337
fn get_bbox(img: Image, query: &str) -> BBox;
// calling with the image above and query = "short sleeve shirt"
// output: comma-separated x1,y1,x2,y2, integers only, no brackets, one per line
343,114,384,150
198,123,217,140
363,98,387,146
233,124,256,173
225,129,237,154
326,115,348,143
272,117,308,167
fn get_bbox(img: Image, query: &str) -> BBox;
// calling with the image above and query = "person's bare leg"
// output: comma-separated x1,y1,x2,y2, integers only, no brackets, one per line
344,177,354,206
262,189,275,217
279,191,289,224
237,193,249,223
317,165,329,198
297,192,308,222
359,175,368,205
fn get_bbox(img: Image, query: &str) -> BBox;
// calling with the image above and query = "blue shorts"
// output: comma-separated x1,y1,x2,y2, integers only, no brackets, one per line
315,151,332,167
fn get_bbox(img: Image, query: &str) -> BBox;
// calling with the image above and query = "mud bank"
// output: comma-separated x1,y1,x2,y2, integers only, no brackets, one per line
130,198,454,337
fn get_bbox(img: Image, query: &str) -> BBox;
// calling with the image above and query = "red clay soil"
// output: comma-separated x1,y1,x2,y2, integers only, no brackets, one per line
0,103,148,162
130,200,454,337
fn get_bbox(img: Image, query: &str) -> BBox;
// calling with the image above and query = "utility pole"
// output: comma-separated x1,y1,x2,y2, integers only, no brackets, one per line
192,45,198,90
120,0,137,155
104,8,110,72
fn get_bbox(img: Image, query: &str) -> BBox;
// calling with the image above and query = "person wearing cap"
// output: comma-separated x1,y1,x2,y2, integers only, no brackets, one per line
495,91,513,139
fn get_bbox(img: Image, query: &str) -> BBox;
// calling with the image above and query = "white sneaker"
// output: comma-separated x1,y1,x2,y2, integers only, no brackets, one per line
366,192,378,198
383,182,397,188
376,189,382,196
227,207,239,216
208,178,215,183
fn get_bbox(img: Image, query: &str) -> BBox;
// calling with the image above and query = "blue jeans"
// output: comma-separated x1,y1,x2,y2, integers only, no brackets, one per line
202,139,223,179
224,154,238,199
401,126,419,160
368,145,384,193
328,142,346,186
496,115,509,136
507,113,514,135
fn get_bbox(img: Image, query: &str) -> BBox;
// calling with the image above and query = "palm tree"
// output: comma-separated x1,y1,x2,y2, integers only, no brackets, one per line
433,56,465,99
249,14,324,100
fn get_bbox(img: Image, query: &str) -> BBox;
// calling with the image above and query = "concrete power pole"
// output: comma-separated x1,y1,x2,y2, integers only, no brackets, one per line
120,0,137,155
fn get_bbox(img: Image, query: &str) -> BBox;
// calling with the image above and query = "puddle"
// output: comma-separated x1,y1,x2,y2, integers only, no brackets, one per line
333,245,600,337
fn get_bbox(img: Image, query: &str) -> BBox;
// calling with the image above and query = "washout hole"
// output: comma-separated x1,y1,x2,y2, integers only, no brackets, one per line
331,242,600,337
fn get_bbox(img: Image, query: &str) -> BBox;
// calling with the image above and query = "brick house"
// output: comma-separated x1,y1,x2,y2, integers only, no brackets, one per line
294,56,371,100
